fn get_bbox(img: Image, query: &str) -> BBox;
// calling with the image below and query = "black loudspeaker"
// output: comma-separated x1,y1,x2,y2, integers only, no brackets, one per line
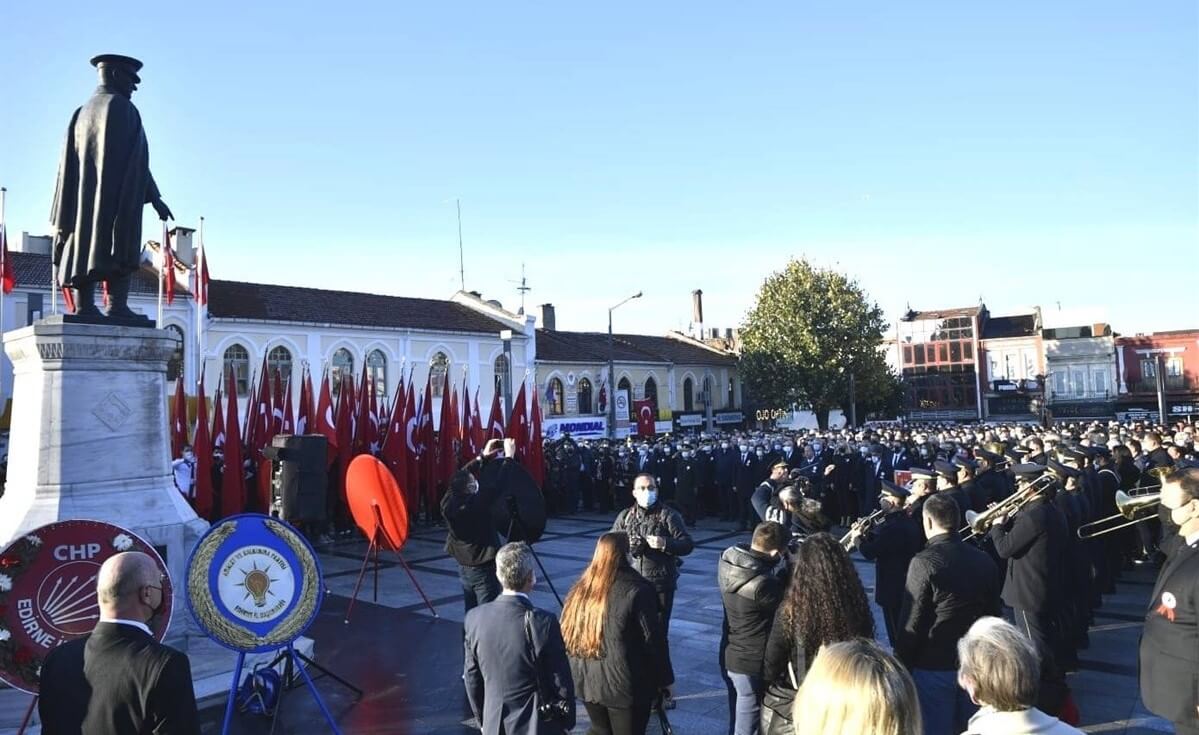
265,434,328,522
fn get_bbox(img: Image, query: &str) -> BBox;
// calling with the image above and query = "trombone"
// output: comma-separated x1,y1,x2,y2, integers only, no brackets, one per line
961,474,1056,540
841,507,887,551
1077,491,1161,539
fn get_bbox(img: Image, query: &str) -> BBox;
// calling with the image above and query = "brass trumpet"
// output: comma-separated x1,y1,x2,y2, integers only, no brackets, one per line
1076,491,1162,539
961,474,1056,540
841,507,887,551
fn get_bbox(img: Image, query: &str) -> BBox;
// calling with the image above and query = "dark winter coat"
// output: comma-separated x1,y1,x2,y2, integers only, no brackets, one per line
611,502,694,591
896,531,1002,671
718,544,785,676
989,496,1068,613
568,567,674,708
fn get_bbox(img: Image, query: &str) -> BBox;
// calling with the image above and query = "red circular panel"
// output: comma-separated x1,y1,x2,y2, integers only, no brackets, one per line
0,520,172,694
346,456,410,552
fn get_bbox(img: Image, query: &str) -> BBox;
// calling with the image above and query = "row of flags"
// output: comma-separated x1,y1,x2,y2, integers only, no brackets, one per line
170,358,546,523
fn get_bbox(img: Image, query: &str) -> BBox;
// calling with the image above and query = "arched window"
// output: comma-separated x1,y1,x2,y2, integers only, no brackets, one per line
644,377,658,413
618,377,632,420
494,354,510,402
683,377,694,412
331,348,354,397
223,344,250,396
267,345,293,389
165,324,185,383
577,377,593,415
367,350,387,398
702,376,712,409
430,352,449,397
548,377,565,416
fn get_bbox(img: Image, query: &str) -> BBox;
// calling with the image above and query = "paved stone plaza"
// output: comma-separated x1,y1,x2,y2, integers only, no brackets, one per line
185,512,1170,735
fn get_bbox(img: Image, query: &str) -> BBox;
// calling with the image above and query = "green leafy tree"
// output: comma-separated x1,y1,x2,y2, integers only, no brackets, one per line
740,258,889,430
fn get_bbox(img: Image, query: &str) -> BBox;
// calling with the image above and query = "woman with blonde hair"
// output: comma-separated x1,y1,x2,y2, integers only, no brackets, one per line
793,638,922,735
561,532,672,735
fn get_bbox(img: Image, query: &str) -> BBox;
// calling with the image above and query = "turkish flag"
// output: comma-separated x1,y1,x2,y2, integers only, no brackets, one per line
170,375,189,459
634,399,656,437
221,367,246,517
272,369,285,435
316,370,337,465
471,389,485,459
402,382,419,511
192,375,214,521
379,374,409,506
295,368,311,436
211,381,226,454
0,222,14,295
527,390,545,487
507,381,529,463
486,387,505,441
438,373,457,493
281,375,295,435
417,373,436,509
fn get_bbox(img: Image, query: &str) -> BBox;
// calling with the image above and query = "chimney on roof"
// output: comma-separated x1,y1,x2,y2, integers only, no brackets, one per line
169,226,196,267
539,303,556,331
691,289,704,339
17,232,52,256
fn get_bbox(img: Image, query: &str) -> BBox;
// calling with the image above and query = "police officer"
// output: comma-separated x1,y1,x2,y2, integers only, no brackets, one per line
853,479,922,646
675,444,699,526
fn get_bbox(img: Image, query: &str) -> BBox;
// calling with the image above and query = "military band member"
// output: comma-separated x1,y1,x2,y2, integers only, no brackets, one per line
988,464,1070,715
934,459,971,522
1139,467,1199,735
853,479,922,646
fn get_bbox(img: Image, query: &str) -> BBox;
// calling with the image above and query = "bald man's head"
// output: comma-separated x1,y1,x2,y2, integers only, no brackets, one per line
97,552,163,621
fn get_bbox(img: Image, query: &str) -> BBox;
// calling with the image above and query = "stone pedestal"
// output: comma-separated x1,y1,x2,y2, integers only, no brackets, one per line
0,319,208,607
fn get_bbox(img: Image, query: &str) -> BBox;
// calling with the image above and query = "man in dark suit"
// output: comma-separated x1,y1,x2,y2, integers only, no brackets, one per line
464,542,575,735
733,440,760,531
1140,467,1199,735
39,552,198,735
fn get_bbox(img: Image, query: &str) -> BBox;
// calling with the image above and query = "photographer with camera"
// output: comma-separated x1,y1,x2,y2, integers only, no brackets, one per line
612,473,694,708
444,438,512,613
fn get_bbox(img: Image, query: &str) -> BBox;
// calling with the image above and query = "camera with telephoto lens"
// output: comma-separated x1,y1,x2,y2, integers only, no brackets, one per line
538,699,572,724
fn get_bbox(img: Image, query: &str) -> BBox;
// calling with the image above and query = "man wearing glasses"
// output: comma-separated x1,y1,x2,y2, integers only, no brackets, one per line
39,552,199,735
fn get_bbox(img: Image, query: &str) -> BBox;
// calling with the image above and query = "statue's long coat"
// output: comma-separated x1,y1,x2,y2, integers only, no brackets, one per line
50,85,160,286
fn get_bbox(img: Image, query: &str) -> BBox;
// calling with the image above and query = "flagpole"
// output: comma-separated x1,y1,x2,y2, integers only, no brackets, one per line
157,221,165,328
197,217,205,389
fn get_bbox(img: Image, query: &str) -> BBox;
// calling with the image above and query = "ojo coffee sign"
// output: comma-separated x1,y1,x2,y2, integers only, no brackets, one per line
0,520,172,694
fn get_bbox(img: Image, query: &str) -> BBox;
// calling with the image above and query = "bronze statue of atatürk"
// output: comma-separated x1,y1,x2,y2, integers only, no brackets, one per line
50,54,172,320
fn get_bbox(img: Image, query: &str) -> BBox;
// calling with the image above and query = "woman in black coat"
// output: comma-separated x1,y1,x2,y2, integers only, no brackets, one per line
562,532,673,735
759,533,875,735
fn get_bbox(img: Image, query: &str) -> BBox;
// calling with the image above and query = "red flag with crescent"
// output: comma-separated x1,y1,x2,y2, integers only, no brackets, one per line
634,399,655,437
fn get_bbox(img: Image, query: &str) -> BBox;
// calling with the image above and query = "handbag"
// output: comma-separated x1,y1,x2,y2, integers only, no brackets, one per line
760,660,801,735
524,610,573,727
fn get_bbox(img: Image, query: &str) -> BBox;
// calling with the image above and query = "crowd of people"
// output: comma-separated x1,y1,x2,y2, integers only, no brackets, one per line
31,419,1199,735
455,419,1199,735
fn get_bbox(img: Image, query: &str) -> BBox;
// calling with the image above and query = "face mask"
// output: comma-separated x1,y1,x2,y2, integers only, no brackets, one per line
773,445,782,451
739,444,749,453
720,443,729,449
859,447,870,456
812,443,822,452
756,450,765,457
635,490,658,508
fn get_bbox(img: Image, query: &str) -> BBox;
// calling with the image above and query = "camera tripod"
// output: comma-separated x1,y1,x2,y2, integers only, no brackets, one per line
505,495,564,607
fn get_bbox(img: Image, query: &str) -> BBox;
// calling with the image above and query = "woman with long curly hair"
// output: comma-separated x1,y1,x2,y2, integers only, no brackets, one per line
560,532,673,735
759,532,875,735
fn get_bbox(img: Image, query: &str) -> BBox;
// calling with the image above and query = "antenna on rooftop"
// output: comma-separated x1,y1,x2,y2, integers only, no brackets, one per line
456,199,465,291
508,263,531,314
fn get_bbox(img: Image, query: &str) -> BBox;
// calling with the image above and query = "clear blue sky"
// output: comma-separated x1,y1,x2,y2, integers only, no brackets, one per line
2,1,1196,335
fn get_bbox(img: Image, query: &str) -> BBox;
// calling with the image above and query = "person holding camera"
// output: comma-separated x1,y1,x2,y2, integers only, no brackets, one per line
612,473,693,708
562,532,673,735
444,438,511,613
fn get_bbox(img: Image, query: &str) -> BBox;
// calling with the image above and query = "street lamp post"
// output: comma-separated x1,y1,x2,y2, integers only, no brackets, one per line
500,329,514,420
608,292,643,439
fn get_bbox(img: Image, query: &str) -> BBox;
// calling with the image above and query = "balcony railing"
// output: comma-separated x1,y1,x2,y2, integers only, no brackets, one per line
1131,377,1192,393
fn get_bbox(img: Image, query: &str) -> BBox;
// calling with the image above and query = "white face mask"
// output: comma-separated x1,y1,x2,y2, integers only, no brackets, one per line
634,489,658,508
739,444,749,453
